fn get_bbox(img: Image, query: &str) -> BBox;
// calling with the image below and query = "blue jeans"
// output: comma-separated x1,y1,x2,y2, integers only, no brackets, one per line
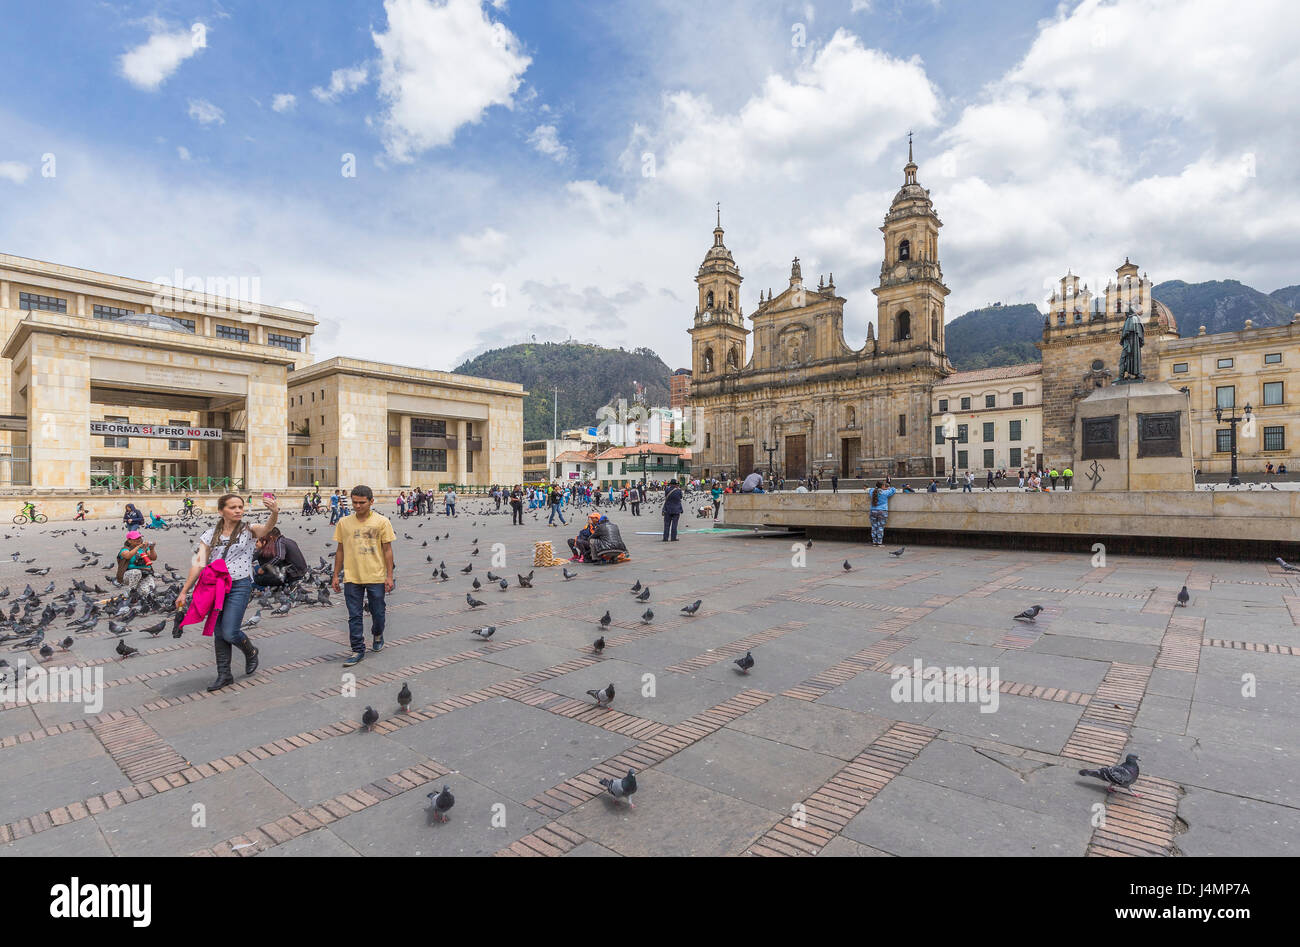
216,577,253,644
344,583,386,653
548,505,565,524
870,510,887,544
663,513,680,541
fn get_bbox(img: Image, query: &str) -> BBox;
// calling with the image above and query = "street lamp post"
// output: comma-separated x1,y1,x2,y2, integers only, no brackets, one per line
637,448,648,491
1215,402,1252,487
945,435,959,489
762,441,777,485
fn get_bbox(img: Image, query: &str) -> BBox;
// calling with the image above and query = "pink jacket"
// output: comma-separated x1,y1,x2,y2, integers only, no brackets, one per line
181,560,233,637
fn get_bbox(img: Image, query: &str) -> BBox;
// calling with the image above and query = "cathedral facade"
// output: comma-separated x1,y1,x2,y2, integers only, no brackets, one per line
687,148,953,480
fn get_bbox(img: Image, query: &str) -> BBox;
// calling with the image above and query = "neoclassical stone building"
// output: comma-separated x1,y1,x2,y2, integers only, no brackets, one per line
688,148,953,480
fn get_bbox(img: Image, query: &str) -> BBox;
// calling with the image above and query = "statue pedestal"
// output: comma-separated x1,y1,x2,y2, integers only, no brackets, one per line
1074,382,1193,492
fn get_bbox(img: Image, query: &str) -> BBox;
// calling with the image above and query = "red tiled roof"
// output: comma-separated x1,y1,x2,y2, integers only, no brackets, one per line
552,450,596,463
595,443,692,460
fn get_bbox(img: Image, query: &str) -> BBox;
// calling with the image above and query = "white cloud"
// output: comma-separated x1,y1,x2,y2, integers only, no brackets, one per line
177,146,191,161
271,93,298,113
527,124,569,161
458,227,508,263
119,20,205,91
187,99,225,125
372,0,532,161
0,162,31,184
311,66,368,104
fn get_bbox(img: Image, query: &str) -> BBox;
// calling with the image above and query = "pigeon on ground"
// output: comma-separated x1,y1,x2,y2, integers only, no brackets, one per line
361,706,379,731
680,600,702,616
470,547,480,556
1079,754,1141,796
397,683,412,713
460,564,473,574
466,593,485,608
630,580,641,593
843,560,852,571
471,626,496,639
1276,557,1300,573
58,636,74,652
562,568,576,580
586,683,614,706
428,785,455,823
593,636,605,654
734,650,755,674
472,578,481,590
115,639,138,659
1013,605,1043,622
890,547,906,558
598,769,637,808
635,587,650,602
517,574,532,589
598,610,611,629
1269,482,1279,490
38,643,54,661
25,567,50,575
498,579,508,591
1176,586,1190,607
641,608,654,624
486,572,500,582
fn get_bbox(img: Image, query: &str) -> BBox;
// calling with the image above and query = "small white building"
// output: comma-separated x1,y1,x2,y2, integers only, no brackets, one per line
552,449,597,482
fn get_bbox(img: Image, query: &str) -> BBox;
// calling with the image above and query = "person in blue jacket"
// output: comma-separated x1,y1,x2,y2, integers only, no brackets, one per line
869,480,897,547
662,479,684,542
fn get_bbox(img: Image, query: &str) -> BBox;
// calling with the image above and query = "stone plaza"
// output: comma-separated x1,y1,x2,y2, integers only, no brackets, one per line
0,500,1295,857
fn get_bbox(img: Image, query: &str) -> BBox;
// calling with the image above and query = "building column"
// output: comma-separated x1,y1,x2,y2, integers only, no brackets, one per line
399,414,412,487
142,458,154,490
243,374,288,491
455,419,468,486
26,337,91,489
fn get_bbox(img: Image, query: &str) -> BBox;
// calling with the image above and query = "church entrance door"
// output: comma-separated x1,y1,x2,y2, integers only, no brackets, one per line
784,434,806,480
737,444,754,477
840,438,860,478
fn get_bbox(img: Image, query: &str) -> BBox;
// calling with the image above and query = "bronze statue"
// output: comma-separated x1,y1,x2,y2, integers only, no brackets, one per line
1119,307,1144,381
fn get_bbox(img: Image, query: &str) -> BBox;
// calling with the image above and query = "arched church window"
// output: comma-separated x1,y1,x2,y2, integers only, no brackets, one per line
727,291,733,310
846,406,856,428
727,347,739,370
706,290,714,309
899,239,910,261
703,347,714,373
895,311,911,341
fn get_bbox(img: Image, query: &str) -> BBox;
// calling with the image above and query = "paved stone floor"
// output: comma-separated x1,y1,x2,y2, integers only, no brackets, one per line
0,500,1296,857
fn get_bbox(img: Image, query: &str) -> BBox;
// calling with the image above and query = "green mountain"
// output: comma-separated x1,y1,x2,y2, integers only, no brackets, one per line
1151,280,1292,335
943,303,1044,371
1268,284,1300,315
453,342,672,441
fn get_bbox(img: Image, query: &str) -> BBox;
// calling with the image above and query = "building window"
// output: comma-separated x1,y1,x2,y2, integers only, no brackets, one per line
705,433,711,449
1264,382,1283,406
412,418,447,437
957,424,968,444
898,414,906,437
1171,362,1188,374
1009,447,1021,468
1217,357,1233,369
103,415,129,448
1009,420,1022,441
321,389,325,401
217,324,250,342
938,399,948,412
607,462,614,474
1216,429,1232,453
895,311,911,341
466,449,473,473
412,448,447,471
960,397,971,411
93,304,134,320
1265,352,1282,365
1264,425,1285,452
985,394,996,408
703,348,714,373
1012,391,1024,406
983,421,995,442
175,317,196,332
934,425,945,446
957,450,968,468
268,332,301,351
168,418,191,451
620,462,627,475
19,292,66,312
898,239,910,261
1215,385,1235,410
984,449,994,468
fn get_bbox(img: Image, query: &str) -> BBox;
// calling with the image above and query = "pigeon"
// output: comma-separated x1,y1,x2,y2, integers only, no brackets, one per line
466,593,485,609
58,636,74,652
486,572,501,582
1079,754,1141,796
890,547,906,558
24,567,50,575
471,626,496,639
397,683,412,713
635,587,650,602
598,769,637,808
843,560,852,571
138,620,166,637
498,579,508,591
361,706,379,731
471,547,480,556
680,600,702,616
115,639,138,659
641,608,654,624
517,574,532,589
598,610,611,629
428,785,455,823
1176,586,1190,607
460,564,473,574
1269,482,1279,490
630,580,642,593
38,643,54,661
1276,557,1300,573
108,620,132,636
562,568,576,580
1012,605,1043,623
805,538,813,548
593,636,605,654
734,650,755,674
472,577,482,590
586,683,615,706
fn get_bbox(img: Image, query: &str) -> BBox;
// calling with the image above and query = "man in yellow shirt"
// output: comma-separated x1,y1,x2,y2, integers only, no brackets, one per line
331,485,396,667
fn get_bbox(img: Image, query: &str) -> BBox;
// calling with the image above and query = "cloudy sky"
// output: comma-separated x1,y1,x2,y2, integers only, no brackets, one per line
2,0,1297,371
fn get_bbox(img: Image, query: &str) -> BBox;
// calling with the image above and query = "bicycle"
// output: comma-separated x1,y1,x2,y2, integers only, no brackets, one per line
176,504,204,519
13,508,47,525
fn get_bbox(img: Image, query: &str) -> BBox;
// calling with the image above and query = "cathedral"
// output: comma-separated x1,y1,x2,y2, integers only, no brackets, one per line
687,145,953,480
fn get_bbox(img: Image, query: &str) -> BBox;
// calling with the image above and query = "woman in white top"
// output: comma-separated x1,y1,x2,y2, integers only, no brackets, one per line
177,493,280,692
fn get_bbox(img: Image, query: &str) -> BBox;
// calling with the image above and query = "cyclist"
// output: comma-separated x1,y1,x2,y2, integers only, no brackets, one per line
183,496,196,516
19,500,37,522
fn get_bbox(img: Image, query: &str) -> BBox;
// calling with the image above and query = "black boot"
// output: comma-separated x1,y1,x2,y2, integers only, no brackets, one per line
235,636,259,675
207,637,234,691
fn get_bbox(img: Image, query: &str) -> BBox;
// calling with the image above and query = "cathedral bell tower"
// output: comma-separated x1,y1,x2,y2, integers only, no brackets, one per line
688,205,748,379
871,140,951,371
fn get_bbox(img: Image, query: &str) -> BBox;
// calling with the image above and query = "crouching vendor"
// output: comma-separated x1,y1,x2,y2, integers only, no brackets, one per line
588,513,630,563
568,513,601,562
